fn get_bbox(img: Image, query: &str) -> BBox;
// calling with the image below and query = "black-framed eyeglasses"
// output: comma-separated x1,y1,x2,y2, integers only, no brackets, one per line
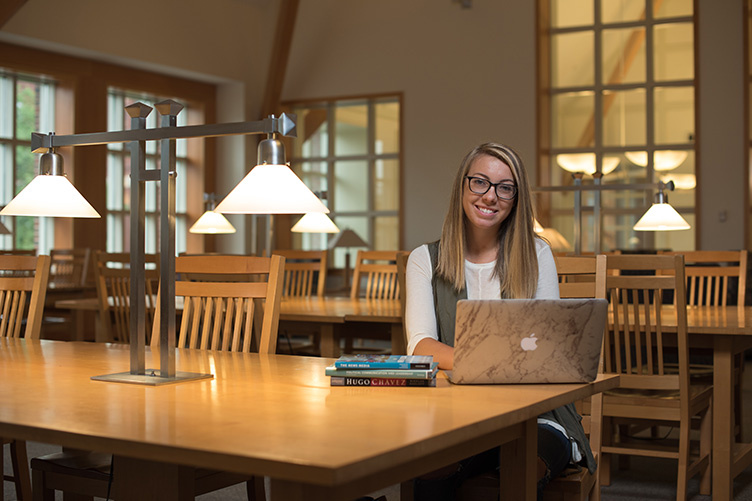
465,176,517,200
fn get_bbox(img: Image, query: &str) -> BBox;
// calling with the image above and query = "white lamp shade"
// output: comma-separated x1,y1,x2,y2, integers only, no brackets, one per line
633,203,691,231
189,210,236,234
625,150,688,171
556,153,619,176
291,212,340,233
215,164,329,214
0,174,100,218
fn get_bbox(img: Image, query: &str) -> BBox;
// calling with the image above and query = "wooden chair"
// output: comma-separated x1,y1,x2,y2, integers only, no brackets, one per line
0,254,51,501
661,249,748,441
392,252,410,355
49,248,91,287
0,249,36,256
93,251,160,343
42,248,93,339
273,249,328,355
396,251,408,335
152,254,285,354
600,254,712,500
347,250,405,354
30,255,284,501
350,250,402,300
660,249,747,307
274,249,327,297
542,254,607,501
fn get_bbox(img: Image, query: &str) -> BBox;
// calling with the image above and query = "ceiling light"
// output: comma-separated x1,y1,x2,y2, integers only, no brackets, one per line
556,153,620,176
625,150,688,171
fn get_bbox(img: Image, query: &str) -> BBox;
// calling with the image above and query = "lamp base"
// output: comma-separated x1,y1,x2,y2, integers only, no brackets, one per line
91,369,213,386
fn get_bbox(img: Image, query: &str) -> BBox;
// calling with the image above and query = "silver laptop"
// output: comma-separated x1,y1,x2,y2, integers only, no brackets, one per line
447,298,607,384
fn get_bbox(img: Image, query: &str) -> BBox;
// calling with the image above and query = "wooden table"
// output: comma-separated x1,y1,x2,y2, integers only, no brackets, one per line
615,305,752,500
0,339,618,501
56,296,405,356
279,297,404,357
684,306,752,501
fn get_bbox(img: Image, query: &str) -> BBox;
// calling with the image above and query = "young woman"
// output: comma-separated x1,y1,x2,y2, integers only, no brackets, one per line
405,142,595,499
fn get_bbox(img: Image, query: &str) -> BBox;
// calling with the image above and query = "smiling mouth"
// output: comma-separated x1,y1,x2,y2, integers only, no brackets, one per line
476,205,498,215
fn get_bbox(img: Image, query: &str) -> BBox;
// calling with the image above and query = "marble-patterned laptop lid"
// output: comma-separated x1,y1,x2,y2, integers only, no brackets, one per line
447,298,607,384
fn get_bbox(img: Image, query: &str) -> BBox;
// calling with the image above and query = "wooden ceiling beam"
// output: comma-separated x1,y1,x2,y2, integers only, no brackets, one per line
260,0,300,120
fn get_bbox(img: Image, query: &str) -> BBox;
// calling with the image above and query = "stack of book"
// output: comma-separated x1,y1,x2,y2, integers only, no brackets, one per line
326,354,438,387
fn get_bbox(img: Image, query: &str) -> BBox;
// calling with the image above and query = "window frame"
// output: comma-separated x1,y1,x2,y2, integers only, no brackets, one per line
537,0,697,253
282,93,403,266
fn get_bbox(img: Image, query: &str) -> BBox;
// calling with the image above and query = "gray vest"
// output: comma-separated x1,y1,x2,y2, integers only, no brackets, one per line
426,240,596,473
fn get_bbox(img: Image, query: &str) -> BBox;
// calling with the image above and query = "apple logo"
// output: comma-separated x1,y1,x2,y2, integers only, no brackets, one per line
520,333,538,351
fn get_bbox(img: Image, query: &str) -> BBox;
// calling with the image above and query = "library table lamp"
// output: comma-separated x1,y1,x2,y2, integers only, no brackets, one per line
535,175,690,253
328,228,368,290
215,134,328,256
1,145,99,218
189,193,236,234
1,100,324,385
633,181,690,231
291,212,340,233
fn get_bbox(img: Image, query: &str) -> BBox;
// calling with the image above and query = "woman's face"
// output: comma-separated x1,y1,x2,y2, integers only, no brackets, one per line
462,154,516,233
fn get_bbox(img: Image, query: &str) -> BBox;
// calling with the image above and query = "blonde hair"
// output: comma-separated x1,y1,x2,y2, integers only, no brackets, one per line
436,143,539,298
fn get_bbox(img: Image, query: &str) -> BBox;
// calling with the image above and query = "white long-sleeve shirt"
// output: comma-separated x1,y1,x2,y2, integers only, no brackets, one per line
405,238,560,355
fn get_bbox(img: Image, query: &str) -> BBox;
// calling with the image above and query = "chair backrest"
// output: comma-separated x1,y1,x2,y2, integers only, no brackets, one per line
49,248,91,287
93,251,160,343
555,254,607,299
660,250,747,306
396,252,409,345
350,250,405,300
0,255,51,339
550,254,607,496
272,249,327,297
0,249,37,256
153,255,285,354
604,254,688,395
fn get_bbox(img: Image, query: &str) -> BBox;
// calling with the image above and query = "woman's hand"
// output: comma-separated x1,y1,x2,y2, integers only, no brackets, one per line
413,338,454,370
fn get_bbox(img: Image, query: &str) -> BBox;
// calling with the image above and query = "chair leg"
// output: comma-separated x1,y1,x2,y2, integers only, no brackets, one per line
676,415,690,501
735,353,744,442
698,403,712,496
599,418,612,487
246,475,266,501
400,480,415,501
589,476,601,501
616,425,630,470
9,439,32,501
31,467,54,501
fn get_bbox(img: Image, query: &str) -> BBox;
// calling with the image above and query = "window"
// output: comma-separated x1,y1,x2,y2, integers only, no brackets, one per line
0,71,56,253
540,0,695,252
286,96,401,267
106,89,191,255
